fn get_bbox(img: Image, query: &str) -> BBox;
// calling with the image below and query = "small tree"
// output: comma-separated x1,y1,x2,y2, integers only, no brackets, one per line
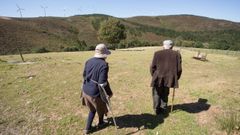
193,41,204,48
175,36,183,47
76,40,87,51
98,18,126,46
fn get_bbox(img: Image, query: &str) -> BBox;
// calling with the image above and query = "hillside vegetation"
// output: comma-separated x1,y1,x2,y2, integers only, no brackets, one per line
1,14,240,55
0,47,239,134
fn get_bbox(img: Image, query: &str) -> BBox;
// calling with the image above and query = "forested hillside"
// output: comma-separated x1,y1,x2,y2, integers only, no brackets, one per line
1,14,240,55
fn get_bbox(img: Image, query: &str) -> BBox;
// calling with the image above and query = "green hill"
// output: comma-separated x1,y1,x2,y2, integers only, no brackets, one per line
1,14,240,55
127,15,240,31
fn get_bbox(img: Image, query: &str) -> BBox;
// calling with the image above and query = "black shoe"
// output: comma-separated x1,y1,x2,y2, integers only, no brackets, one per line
155,108,168,115
97,121,109,129
155,109,161,115
161,108,169,113
83,126,96,135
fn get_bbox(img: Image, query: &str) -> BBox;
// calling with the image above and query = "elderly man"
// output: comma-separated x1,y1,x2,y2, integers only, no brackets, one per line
82,43,113,134
150,40,182,115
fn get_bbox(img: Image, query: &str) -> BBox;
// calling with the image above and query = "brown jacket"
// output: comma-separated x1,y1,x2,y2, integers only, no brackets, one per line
150,49,182,88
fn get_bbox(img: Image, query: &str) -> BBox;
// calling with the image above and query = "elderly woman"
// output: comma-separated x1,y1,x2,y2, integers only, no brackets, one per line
82,43,112,134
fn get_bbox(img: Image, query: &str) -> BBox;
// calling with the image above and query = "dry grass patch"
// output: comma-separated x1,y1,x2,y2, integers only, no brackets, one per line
0,47,239,134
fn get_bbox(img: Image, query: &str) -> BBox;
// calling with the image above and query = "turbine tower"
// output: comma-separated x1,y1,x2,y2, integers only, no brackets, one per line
63,8,66,17
15,4,25,62
41,5,48,17
16,4,24,18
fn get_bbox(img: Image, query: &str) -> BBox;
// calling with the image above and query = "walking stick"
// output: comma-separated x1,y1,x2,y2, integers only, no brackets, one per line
99,85,118,130
171,88,175,113
90,79,118,130
99,85,118,135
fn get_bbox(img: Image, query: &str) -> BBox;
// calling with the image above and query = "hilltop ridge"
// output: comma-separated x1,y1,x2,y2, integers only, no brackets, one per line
1,14,240,54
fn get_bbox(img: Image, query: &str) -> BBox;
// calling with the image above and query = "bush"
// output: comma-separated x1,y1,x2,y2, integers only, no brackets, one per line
34,47,50,53
229,44,240,51
76,40,87,51
209,40,230,50
107,44,117,50
175,40,183,47
68,26,79,34
181,41,194,47
85,45,95,51
193,41,204,48
128,40,142,48
117,43,126,49
63,46,79,52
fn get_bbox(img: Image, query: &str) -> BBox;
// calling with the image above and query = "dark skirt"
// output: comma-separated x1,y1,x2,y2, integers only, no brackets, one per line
82,91,108,116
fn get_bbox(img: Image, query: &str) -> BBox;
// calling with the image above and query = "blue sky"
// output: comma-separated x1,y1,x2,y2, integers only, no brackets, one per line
1,0,239,22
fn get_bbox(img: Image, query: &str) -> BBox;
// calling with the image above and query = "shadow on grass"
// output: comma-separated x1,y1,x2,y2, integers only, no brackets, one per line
102,98,210,135
114,113,166,129
171,98,211,113
109,113,167,135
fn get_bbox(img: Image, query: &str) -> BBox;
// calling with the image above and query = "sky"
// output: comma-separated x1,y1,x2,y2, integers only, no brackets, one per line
0,0,240,22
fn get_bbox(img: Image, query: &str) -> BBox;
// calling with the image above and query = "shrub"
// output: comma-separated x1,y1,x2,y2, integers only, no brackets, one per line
107,44,117,50
209,40,230,50
34,47,50,53
63,46,79,52
193,41,204,48
68,26,79,34
175,40,183,47
117,40,158,49
85,45,95,51
117,43,126,49
76,40,87,51
128,40,142,48
182,41,194,47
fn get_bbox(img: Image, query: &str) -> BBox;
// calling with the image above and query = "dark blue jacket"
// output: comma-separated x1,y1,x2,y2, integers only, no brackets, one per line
82,57,109,97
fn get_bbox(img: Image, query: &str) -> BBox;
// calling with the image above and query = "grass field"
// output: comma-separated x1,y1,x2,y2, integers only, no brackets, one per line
0,47,239,135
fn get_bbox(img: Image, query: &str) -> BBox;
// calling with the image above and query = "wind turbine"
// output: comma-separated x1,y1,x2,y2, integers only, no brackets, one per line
41,5,48,17
16,4,24,18
63,8,66,17
16,4,25,62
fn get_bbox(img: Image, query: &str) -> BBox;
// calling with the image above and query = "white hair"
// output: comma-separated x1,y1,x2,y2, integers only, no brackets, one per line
163,40,174,49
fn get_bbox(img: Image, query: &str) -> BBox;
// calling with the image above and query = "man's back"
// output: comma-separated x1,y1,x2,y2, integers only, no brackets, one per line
150,49,182,88
150,40,182,115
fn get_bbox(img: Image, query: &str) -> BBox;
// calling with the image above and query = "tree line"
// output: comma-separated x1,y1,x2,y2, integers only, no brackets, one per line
37,18,240,53
133,24,240,50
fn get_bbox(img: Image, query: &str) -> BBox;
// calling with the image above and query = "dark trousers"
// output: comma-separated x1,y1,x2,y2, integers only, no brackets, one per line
152,86,170,114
